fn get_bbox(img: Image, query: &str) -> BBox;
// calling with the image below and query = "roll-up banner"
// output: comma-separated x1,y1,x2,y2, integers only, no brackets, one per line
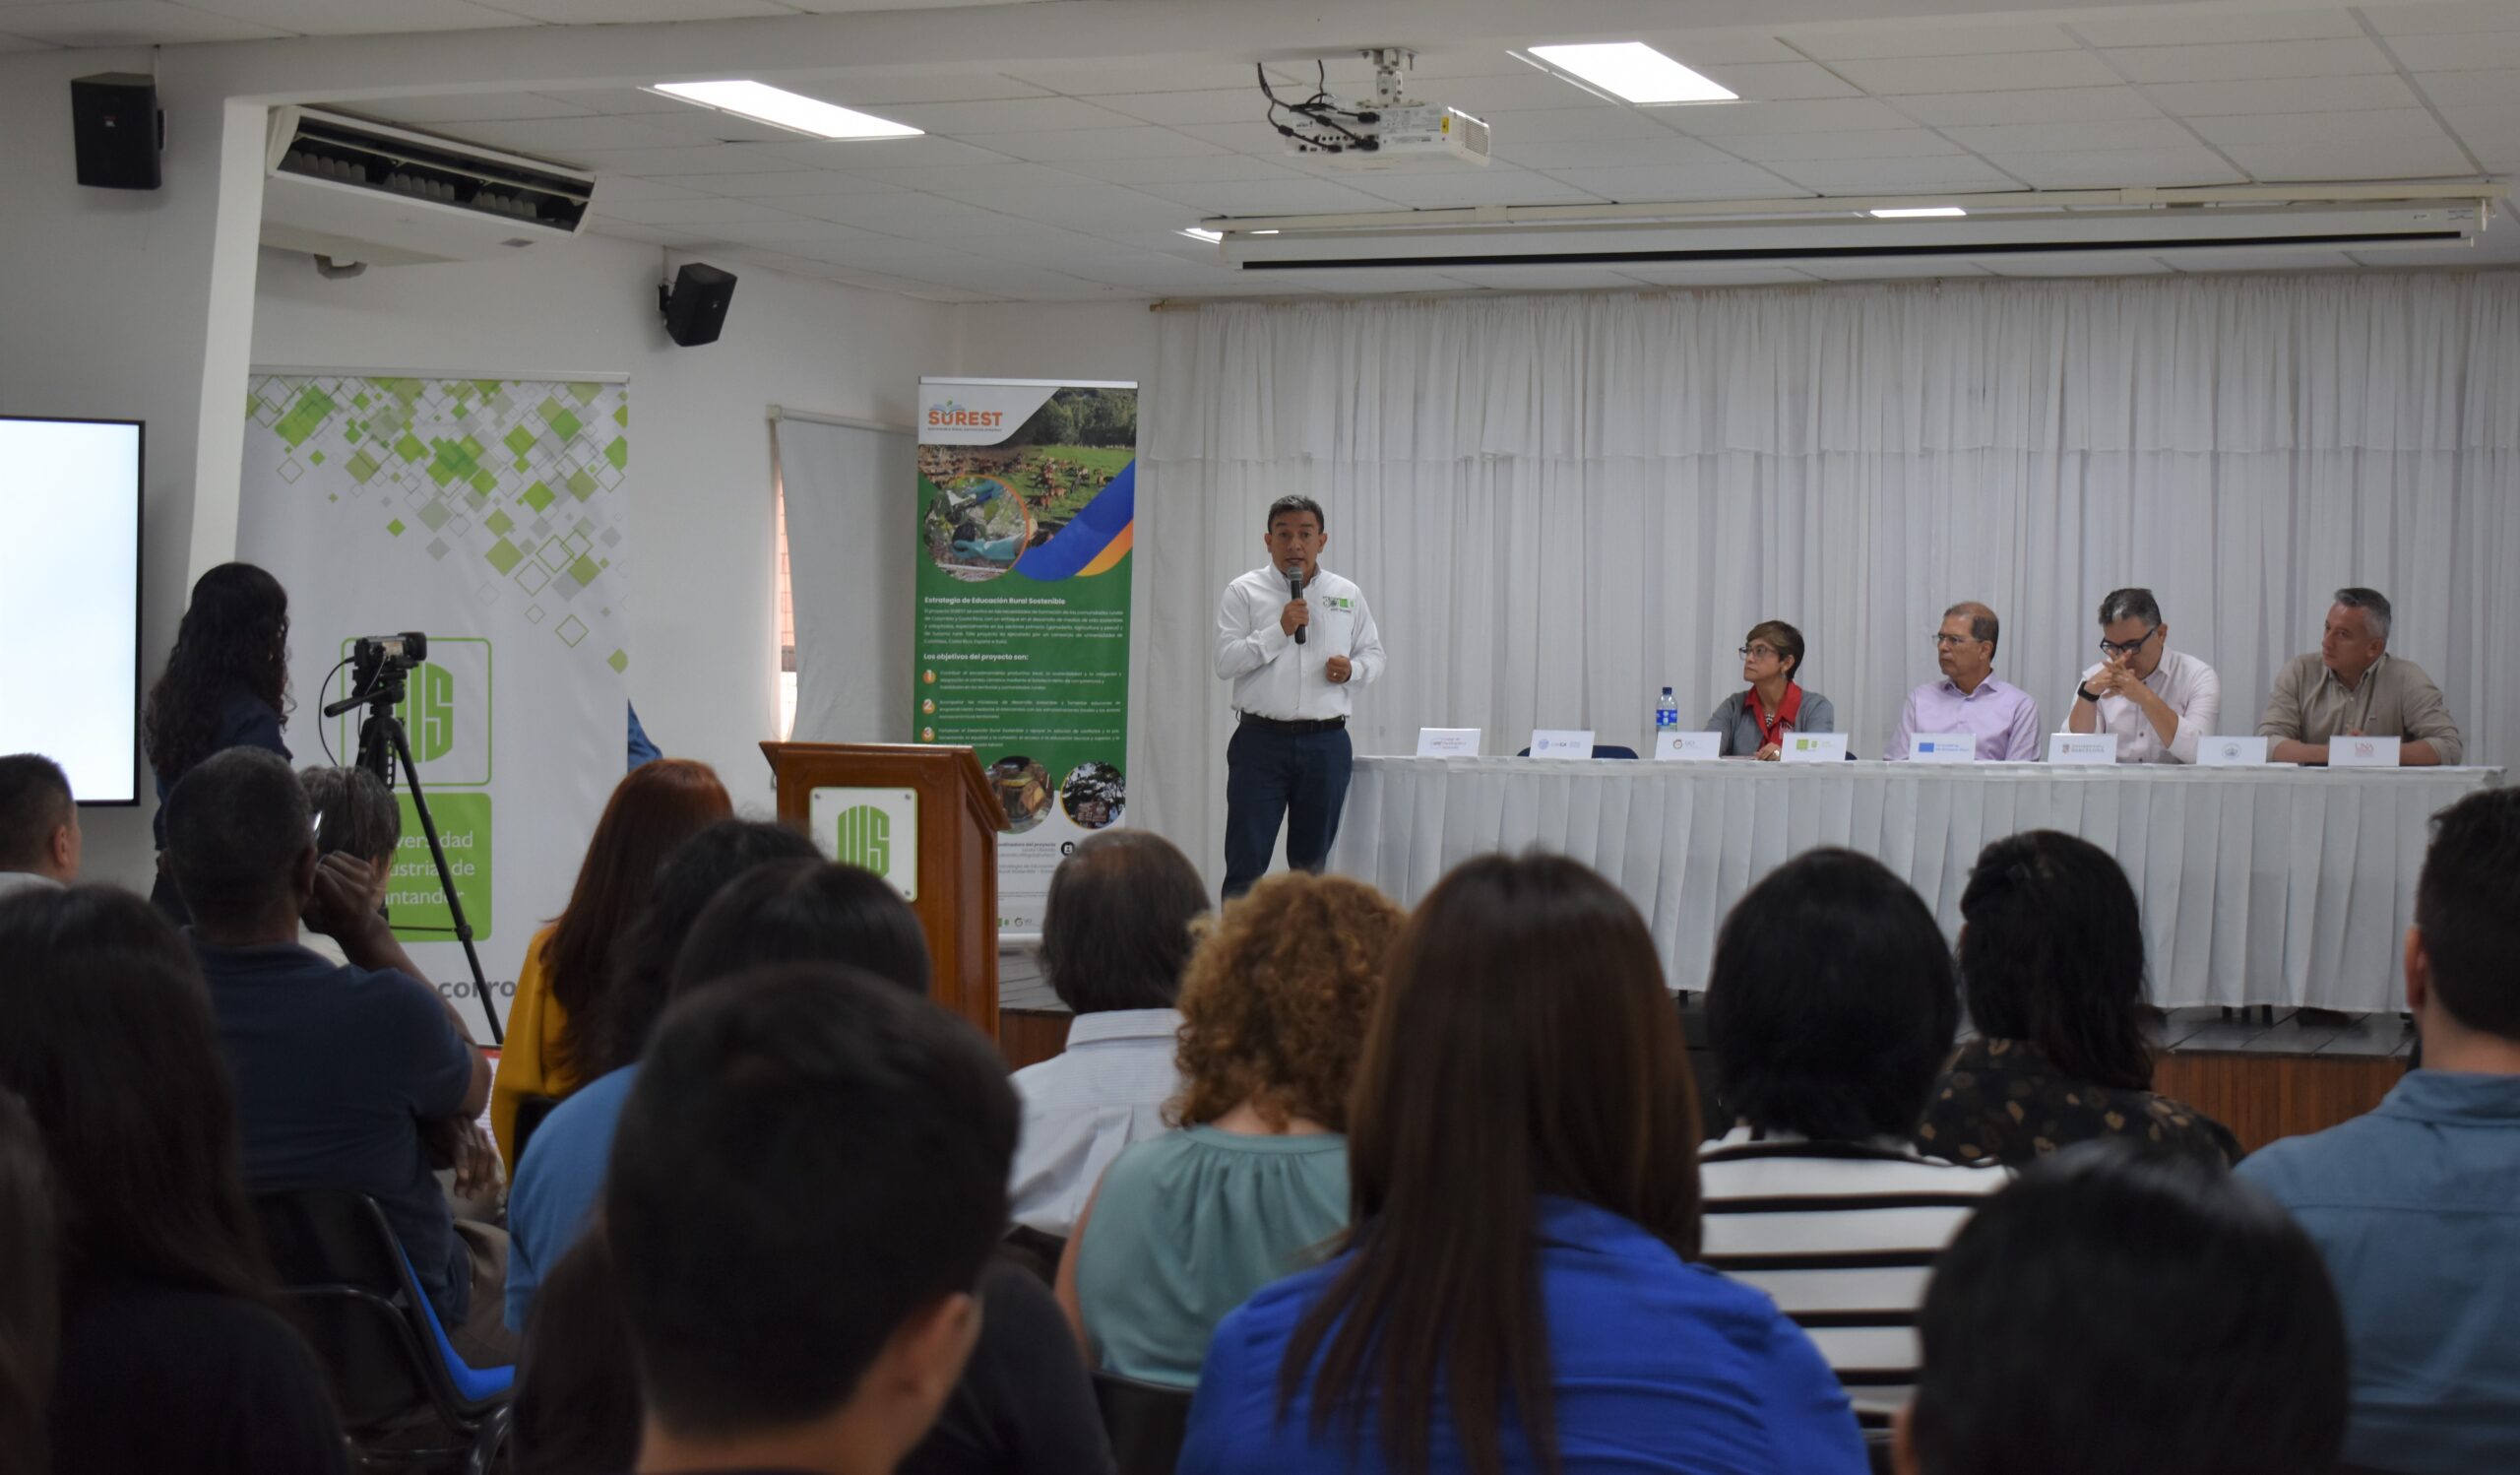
240,372,631,1037
914,377,1137,932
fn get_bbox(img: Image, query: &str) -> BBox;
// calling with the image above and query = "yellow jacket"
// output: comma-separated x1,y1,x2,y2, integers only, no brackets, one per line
490,925,582,1169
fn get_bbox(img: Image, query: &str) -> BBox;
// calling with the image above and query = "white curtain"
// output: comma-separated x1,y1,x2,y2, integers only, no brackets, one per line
778,415,917,746
1137,273,2520,891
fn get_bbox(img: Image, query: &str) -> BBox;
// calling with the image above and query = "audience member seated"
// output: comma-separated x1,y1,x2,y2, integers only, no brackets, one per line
1179,853,1866,1474
295,765,401,969
1698,850,2009,1423
0,754,80,899
510,1236,640,1475
1917,830,2238,1169
605,966,1024,1475
0,1088,54,1474
0,884,348,1473
1010,830,1211,1239
2237,786,2520,1474
494,758,731,1168
1896,1142,2346,1475
1058,870,1399,1387
165,748,512,1365
505,820,820,1333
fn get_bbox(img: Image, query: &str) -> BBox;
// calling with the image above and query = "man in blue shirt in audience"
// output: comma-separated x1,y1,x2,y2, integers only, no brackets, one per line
2238,786,2520,1474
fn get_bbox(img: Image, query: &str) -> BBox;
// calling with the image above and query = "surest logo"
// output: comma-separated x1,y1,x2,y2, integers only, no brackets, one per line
926,400,1004,429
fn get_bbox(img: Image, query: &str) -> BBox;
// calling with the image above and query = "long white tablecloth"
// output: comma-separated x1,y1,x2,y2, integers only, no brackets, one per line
1326,758,2505,1012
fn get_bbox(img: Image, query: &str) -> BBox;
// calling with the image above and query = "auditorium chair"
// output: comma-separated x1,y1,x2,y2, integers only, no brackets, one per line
1092,1369,1193,1475
253,1187,514,1474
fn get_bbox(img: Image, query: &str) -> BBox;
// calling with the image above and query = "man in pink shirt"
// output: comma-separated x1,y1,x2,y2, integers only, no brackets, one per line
1885,602,2044,762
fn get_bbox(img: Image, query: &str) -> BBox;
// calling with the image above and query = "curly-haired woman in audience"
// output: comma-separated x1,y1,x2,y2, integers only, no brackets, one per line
1176,853,1865,1475
492,757,731,1167
0,885,346,1474
1057,869,1402,1389
1916,830,2239,1169
142,561,293,923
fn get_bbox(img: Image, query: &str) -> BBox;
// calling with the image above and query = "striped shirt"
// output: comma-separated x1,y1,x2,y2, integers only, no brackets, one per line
1698,1126,2011,1421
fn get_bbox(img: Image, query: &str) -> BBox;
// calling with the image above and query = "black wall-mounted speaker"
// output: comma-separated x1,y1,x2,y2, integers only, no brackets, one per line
660,263,737,348
72,72,162,191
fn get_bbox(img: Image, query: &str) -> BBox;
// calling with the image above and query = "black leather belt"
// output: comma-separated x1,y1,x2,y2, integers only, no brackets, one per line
1238,713,1347,735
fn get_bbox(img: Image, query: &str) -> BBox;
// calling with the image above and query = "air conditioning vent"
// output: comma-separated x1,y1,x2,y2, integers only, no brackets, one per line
262,105,596,268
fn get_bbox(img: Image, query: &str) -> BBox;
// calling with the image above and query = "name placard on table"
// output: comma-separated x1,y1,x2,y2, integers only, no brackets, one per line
2329,735,2403,768
1781,733,1850,763
1416,727,1480,757
2198,736,2269,767
2048,733,2119,765
1530,729,1596,759
1654,730,1721,761
1911,733,1979,763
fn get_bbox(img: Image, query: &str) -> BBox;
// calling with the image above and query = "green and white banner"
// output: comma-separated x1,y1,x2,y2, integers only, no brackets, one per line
915,377,1137,932
240,373,632,1037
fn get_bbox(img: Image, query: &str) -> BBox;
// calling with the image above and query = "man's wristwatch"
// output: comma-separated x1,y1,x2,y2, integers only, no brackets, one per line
2076,683,2105,704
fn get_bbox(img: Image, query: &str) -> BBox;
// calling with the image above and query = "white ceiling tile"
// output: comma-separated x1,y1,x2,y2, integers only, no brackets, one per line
1428,71,1627,114
1611,265,1819,287
1250,269,1483,294
847,162,1104,192
2385,30,2520,69
1792,257,1992,280
2440,104,2520,166
2222,136,2481,179
1715,129,1968,163
1005,61,1305,95
1888,86,2163,128
1440,264,1658,290
1169,120,1302,153
1060,154,1309,186
1757,156,2018,192
582,221,687,247
445,115,697,155
568,144,819,175
1142,177,1411,216
2068,12,2367,48
780,193,1025,234
785,73,1056,106
678,169,906,197
1663,98,1917,136
1534,160,1811,200
1086,89,1289,128
702,218,927,254
0,1,286,44
1975,147,2247,188
347,94,598,126
1979,252,2172,276
584,175,719,205
1938,118,2201,155
762,137,1024,169
1787,23,2082,60
2187,108,2454,150
1495,135,1748,169
959,126,1229,163
0,32,58,50
1828,51,2123,96
953,226,1145,266
2365,1,2520,35
621,106,852,146
1342,168,1608,207
872,96,1144,134
923,184,1191,230
1646,33,1809,66
486,0,789,19
2140,74,2424,116
814,265,997,301
587,196,812,225
186,0,532,32
560,87,712,115
2101,39,2396,85
2414,70,2520,107
2153,249,2361,273
1400,50,1565,80
1691,61,1861,101
1479,105,1682,143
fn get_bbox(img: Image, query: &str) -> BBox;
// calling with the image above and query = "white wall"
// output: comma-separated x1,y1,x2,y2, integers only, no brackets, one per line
251,238,953,813
950,300,1160,387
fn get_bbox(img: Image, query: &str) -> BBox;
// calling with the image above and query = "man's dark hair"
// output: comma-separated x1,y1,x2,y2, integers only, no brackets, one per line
1910,1142,2346,1475
670,859,931,1000
163,748,310,926
2333,586,2392,639
1958,830,2154,1092
2096,587,2162,629
606,965,1017,1438
1265,495,1324,535
590,819,824,1077
1040,830,1209,1014
1944,601,2000,659
298,765,400,868
1706,849,1957,1140
0,756,72,872
511,1235,640,1475
2416,788,2520,1041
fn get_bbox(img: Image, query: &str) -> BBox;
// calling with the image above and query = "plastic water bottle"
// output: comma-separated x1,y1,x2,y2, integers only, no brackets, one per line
1654,685,1678,736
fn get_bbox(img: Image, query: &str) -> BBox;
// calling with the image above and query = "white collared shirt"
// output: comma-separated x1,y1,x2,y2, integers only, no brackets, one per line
0,870,62,899
2075,647,2221,764
1006,1007,1184,1236
1215,564,1385,722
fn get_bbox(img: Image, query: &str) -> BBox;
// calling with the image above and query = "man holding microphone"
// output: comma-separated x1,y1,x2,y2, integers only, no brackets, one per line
1214,495,1384,900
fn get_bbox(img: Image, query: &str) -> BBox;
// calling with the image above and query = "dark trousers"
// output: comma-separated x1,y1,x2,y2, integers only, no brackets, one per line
1223,721,1353,900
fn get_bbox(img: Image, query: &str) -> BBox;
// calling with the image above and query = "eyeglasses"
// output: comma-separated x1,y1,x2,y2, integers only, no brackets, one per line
1738,644,1784,660
1930,632,1982,649
2098,626,2160,659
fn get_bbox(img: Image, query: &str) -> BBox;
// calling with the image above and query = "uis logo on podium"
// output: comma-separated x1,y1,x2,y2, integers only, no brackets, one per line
809,786,920,902
832,804,893,876
335,636,494,786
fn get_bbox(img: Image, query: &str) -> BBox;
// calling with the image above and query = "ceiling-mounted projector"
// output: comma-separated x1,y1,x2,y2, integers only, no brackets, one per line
1265,46,1490,170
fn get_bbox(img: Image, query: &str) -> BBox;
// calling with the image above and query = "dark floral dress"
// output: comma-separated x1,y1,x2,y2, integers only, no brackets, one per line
1915,1038,2241,1169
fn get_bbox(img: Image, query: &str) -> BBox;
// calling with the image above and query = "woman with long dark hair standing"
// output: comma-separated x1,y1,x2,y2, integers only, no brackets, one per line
0,884,346,1473
143,562,293,922
1177,853,1865,1475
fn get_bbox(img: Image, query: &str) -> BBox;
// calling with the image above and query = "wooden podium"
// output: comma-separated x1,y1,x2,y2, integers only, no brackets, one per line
760,741,1005,1042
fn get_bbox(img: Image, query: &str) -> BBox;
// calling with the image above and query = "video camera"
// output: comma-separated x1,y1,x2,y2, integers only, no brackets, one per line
351,630,429,673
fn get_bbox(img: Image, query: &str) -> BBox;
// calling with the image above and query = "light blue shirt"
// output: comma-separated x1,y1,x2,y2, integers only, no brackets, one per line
502,1063,641,1333
2236,1070,2520,1474
1884,675,2043,762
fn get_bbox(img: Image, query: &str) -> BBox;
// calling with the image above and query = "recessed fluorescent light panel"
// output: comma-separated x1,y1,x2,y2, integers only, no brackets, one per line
649,81,920,141
1180,226,1225,243
1870,206,1968,219
1524,42,1736,104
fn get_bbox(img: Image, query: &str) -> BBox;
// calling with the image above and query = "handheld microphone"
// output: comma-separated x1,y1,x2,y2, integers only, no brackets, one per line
1287,565,1307,645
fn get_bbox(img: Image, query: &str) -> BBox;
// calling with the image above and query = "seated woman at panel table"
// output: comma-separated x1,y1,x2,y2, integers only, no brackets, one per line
1706,619,1836,759
1916,830,2240,1171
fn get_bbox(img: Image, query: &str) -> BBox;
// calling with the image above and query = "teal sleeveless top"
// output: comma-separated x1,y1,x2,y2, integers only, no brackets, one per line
1075,1125,1350,1387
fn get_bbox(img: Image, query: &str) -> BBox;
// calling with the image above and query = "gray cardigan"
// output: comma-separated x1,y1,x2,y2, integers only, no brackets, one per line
1706,688,1836,757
